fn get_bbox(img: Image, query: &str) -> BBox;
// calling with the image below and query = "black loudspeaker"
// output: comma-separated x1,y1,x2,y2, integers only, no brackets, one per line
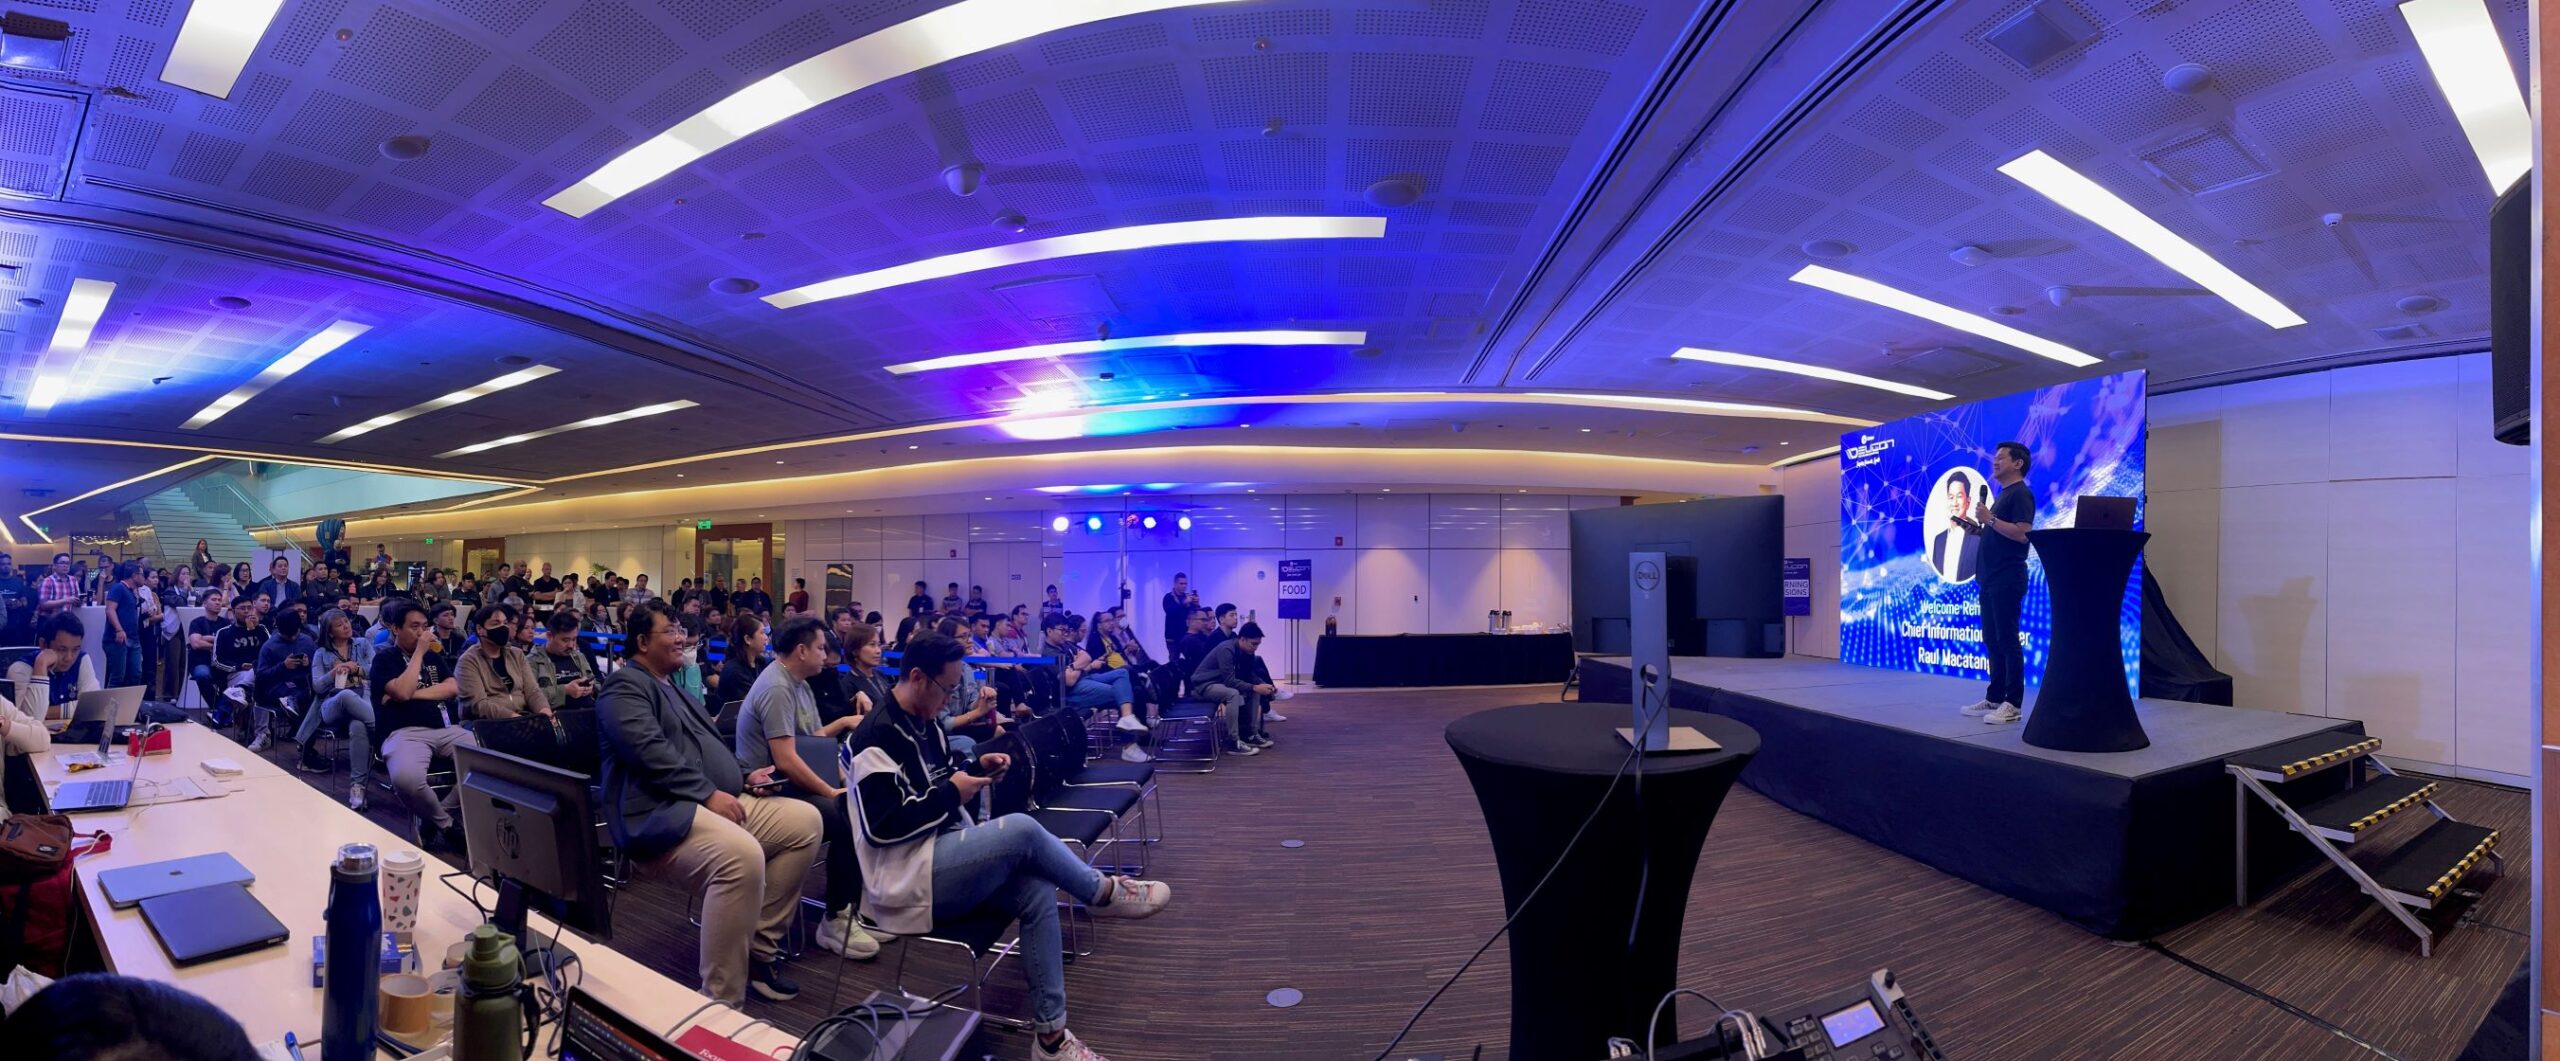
2490,171,2530,446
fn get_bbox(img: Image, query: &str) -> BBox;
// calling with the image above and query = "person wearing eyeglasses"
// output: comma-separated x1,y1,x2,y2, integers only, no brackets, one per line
371,598,481,852
846,632,1170,1061
457,603,548,722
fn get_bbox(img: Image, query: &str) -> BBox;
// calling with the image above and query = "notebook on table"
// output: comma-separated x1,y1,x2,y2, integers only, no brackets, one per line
138,882,290,965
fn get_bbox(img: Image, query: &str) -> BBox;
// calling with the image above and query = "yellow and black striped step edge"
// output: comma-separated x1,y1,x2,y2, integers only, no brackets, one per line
2296,776,2437,839
2228,731,2381,781
2368,820,2498,907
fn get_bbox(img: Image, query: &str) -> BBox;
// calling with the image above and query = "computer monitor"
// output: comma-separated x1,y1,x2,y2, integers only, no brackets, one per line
453,745,611,967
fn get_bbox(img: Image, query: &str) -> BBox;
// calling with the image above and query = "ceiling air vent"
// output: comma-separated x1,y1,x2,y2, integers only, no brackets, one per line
1980,1,2100,73
1890,345,2009,381
2140,126,2276,195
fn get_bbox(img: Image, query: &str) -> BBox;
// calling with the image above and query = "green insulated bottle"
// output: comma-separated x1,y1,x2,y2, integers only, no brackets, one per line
453,923,521,1060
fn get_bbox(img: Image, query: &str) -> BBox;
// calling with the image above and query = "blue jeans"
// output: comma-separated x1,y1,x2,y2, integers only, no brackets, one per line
293,688,376,785
929,814,1108,1035
105,643,140,688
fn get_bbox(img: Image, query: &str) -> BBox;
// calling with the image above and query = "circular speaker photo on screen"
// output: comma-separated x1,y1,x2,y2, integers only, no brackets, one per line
1922,467,1990,585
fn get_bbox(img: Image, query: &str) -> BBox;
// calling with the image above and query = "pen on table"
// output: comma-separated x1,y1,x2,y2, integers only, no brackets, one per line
282,1031,307,1061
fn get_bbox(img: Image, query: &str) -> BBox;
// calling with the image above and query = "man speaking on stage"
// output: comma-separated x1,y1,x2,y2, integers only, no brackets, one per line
1961,441,2035,725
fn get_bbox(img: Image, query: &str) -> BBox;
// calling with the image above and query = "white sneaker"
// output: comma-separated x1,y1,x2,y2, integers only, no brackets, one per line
1119,743,1152,763
1262,709,1289,722
247,731,271,752
1982,703,2021,725
1113,710,1147,734
1959,699,1995,716
855,914,898,942
814,911,880,960
1270,686,1295,701
1034,1029,1109,1061
347,785,367,811
1090,877,1170,919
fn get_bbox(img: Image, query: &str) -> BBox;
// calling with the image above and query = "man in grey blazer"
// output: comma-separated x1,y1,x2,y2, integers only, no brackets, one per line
600,599,821,1005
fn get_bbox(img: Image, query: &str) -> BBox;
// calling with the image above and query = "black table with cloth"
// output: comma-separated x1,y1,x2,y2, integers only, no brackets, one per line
1312,632,1574,687
1445,703,1759,1059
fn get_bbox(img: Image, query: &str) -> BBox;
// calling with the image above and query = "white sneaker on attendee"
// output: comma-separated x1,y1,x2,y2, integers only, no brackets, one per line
1959,699,1995,716
814,910,880,960
1113,710,1147,734
347,785,367,812
1982,703,2021,725
1090,877,1170,919
1034,1029,1110,1061
247,731,271,752
1223,741,1259,757
1119,743,1152,763
855,914,898,942
1270,686,1295,701
1247,734,1273,749
1263,710,1288,722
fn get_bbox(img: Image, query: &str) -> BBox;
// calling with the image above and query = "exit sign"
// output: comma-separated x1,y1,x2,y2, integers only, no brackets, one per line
697,520,713,530
424,538,435,545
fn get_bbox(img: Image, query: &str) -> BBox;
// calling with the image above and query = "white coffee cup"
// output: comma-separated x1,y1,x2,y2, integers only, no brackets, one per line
380,848,426,946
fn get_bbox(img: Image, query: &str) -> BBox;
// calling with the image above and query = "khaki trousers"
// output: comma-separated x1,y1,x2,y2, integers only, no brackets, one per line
645,794,822,1003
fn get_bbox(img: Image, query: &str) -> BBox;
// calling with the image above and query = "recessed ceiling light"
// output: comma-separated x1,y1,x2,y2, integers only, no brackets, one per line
1671,348,1954,400
2400,0,2531,192
908,444,919,450
47,278,112,356
317,364,559,444
1997,151,2304,328
1788,265,2099,367
184,320,372,429
883,328,1366,375
764,216,1387,308
544,0,1244,217
162,0,287,98
438,399,697,457
774,459,785,464
24,374,67,414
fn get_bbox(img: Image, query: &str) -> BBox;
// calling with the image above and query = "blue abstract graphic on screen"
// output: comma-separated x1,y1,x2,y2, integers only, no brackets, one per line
1838,370,2146,694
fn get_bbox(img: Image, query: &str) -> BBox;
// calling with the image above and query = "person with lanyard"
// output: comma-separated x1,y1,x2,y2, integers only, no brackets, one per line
449,573,482,613
531,563,561,621
212,596,269,731
845,631,1169,1061
600,600,821,1005
7,611,96,727
731,615,872,959
1961,440,2039,726
372,598,482,852
903,581,932,619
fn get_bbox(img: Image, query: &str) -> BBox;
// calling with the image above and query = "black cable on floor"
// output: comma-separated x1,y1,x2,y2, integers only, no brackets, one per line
2139,941,2407,1061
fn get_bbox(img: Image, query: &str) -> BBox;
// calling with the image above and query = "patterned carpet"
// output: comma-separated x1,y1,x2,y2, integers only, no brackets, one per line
237,684,2525,1060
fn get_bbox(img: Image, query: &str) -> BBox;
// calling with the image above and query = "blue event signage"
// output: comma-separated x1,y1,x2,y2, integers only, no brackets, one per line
1838,370,2147,695
1276,559,1312,620
1782,558,1811,617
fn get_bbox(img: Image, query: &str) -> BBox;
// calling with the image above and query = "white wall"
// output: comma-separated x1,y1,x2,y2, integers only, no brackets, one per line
1783,354,2529,785
786,492,1607,680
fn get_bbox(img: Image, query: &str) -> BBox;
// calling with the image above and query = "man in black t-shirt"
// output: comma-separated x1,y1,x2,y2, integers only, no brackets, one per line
1963,441,2038,726
184,589,230,709
905,581,932,618
212,596,269,732
0,554,29,648
371,598,482,851
531,563,562,619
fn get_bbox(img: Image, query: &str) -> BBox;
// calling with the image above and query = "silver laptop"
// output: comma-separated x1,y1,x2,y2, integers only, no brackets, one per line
59,687,144,748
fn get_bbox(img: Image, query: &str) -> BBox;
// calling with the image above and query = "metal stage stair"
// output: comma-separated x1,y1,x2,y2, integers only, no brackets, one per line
2228,731,2501,957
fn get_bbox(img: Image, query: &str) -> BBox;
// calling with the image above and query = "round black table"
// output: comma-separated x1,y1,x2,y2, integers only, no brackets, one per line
1445,703,1759,1059
2023,528,2151,752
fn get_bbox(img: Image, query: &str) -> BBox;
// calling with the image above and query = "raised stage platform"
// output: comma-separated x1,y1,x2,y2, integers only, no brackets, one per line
1579,656,2359,938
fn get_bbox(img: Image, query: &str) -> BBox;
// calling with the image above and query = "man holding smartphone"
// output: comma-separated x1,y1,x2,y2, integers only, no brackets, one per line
734,616,873,960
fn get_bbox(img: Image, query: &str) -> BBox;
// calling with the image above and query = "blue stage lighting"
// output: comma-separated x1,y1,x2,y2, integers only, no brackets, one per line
1177,515,1193,531
1085,515,1104,532
1142,515,1158,530
1050,515,1069,532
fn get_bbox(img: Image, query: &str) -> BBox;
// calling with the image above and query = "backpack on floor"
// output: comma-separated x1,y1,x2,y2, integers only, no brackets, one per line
0,813,107,978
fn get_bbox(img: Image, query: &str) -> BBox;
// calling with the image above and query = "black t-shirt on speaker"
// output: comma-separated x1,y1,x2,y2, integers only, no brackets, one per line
1977,480,2035,584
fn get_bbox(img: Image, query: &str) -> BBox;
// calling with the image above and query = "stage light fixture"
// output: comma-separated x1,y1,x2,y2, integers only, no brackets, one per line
1787,266,2100,367
317,364,560,443
544,0,1242,217
1085,515,1104,532
763,216,1387,308
2400,0,2531,192
1996,151,2304,328
162,0,287,98
1177,516,1193,531
1142,515,1158,530
883,328,1367,375
1051,515,1070,532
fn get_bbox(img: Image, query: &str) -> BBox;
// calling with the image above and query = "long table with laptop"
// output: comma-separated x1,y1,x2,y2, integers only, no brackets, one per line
25,714,964,1059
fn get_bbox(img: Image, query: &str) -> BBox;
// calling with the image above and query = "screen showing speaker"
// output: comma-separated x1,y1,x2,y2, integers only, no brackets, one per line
1837,370,2146,694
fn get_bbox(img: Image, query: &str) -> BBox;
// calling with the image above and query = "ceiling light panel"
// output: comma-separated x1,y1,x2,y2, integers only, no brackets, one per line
1787,266,2100,368
182,320,372,430
439,400,699,458
24,374,66,415
1996,151,2304,329
765,217,1389,308
885,329,1368,375
2398,0,2532,192
317,365,562,444
48,278,113,355
544,0,1245,217
161,0,288,98
1671,348,1953,400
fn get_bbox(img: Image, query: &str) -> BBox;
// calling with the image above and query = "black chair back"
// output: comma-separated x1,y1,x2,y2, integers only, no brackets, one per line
473,709,603,779
1019,715,1081,802
975,731,1033,818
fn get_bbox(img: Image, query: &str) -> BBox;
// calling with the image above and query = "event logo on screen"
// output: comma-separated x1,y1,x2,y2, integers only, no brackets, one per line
1838,370,2146,693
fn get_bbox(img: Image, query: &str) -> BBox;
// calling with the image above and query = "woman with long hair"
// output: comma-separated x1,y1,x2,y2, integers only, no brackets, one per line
190,538,212,569
296,608,377,810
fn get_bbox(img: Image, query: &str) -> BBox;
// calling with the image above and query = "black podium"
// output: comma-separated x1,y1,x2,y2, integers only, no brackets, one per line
2022,528,2150,752
1445,703,1758,1059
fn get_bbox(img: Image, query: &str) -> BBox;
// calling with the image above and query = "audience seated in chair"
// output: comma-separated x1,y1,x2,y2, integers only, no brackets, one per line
8,611,96,732
248,608,318,752
532,609,601,713
846,632,1169,1061
1040,614,1136,725
371,598,482,853
457,603,550,722
1190,622,1275,755
601,599,821,1006
297,608,376,810
212,596,269,732
733,615,875,960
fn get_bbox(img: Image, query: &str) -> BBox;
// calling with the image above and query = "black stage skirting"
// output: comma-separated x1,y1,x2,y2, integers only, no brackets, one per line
1313,632,1576,687
1579,656,2357,938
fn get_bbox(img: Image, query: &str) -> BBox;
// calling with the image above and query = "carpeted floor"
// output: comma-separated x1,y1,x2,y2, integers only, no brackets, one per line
238,684,2525,1060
